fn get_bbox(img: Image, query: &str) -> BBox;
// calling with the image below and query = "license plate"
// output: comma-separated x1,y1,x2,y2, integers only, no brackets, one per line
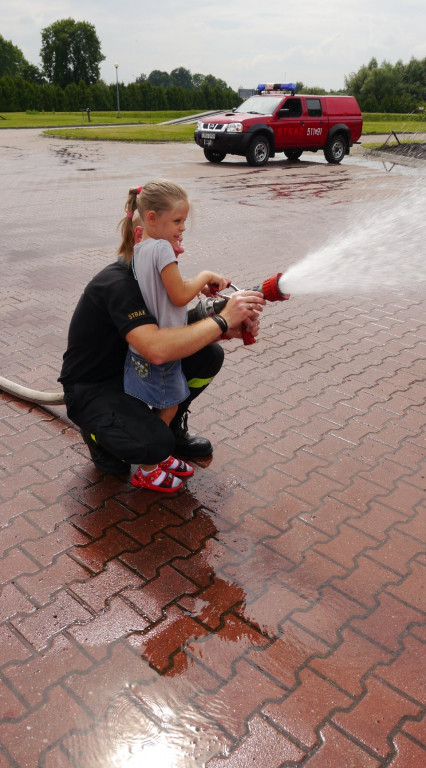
201,132,215,139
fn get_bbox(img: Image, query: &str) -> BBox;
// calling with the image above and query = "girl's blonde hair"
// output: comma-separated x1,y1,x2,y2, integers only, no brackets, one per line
117,179,189,264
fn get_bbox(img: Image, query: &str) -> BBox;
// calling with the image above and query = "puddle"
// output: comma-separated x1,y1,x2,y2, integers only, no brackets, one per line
62,655,231,767
51,143,102,170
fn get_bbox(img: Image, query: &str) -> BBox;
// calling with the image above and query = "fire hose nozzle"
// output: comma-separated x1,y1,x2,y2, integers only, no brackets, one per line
255,273,290,302
187,272,291,344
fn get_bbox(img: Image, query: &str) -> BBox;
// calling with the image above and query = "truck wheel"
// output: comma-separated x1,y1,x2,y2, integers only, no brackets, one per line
324,134,346,164
246,136,270,166
284,149,303,161
203,147,226,163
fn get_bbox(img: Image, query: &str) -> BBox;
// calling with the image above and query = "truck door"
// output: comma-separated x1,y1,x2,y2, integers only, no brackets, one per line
273,97,304,148
304,97,327,147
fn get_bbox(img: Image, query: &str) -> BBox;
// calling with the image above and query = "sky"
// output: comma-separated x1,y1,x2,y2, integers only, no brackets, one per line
2,0,425,92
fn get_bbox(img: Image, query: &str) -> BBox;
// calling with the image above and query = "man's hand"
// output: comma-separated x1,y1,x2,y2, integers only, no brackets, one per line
220,290,265,331
225,314,261,341
126,290,265,365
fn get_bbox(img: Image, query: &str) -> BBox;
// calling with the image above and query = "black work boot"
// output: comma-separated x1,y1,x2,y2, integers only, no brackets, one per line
169,409,213,458
81,430,131,475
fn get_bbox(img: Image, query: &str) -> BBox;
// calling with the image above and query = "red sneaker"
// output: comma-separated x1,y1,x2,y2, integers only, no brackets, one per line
158,455,194,478
131,466,182,493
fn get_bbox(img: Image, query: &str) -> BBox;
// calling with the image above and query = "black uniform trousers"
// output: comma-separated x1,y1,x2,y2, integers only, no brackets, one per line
63,343,224,466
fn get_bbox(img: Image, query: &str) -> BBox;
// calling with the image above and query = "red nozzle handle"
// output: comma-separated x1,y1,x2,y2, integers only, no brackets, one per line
242,325,256,345
210,280,232,295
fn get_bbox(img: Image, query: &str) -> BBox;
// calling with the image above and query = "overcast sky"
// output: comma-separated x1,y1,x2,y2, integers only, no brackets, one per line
3,0,425,92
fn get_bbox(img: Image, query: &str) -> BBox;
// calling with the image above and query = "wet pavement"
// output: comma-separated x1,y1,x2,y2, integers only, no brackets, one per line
0,130,425,767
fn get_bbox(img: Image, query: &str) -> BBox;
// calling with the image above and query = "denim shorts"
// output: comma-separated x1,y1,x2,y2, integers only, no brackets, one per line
123,349,190,409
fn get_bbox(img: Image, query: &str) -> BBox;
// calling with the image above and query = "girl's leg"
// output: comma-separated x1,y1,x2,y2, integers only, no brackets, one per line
154,405,178,426
136,405,193,487
151,405,194,478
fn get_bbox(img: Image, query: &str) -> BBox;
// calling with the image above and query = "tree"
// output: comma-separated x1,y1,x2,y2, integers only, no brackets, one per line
203,74,228,90
166,85,189,109
192,73,205,89
0,35,45,84
40,19,105,87
142,68,235,94
0,35,26,78
170,67,192,89
19,61,45,84
345,56,425,112
148,70,171,87
88,81,113,110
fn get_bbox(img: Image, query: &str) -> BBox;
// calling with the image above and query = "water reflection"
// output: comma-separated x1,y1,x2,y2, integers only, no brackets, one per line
62,502,246,765
62,471,356,767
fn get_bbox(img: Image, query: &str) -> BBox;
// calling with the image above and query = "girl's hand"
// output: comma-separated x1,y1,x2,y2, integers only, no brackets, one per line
203,274,229,297
174,237,184,256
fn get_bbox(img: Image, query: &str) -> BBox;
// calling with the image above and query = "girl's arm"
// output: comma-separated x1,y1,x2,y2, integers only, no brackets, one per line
161,262,228,307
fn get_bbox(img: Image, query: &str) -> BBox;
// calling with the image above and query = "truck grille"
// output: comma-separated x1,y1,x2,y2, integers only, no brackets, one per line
199,122,227,132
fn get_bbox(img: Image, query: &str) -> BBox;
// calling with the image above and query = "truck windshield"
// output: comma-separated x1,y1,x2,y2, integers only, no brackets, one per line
235,96,283,116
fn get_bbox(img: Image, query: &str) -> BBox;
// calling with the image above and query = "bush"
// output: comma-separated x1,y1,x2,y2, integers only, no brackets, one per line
0,75,239,112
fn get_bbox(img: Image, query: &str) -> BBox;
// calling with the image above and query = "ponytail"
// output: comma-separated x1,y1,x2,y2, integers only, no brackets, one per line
117,187,140,264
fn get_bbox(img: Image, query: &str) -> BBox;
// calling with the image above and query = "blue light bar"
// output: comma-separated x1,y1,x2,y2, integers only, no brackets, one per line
256,82,296,92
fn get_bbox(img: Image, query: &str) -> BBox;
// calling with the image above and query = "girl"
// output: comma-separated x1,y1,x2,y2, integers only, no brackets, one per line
118,179,229,492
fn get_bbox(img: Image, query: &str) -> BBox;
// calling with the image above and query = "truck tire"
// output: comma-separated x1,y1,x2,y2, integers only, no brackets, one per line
203,147,226,163
246,136,270,166
324,134,346,164
284,149,303,161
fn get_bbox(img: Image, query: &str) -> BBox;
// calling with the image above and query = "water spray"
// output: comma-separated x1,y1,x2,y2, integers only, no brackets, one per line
187,272,291,344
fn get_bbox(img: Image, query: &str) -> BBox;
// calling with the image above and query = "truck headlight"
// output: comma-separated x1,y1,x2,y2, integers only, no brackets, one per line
226,123,243,133
196,120,203,131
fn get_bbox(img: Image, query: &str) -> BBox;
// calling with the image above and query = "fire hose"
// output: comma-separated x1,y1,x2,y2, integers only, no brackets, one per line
0,273,290,405
0,376,65,405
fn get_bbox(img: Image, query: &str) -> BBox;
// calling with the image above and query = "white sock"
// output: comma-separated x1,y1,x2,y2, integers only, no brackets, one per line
139,465,180,488
139,466,165,485
163,455,180,469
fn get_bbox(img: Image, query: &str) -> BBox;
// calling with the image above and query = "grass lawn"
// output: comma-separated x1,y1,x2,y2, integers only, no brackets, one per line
0,110,425,143
362,116,426,134
0,110,196,129
45,122,196,142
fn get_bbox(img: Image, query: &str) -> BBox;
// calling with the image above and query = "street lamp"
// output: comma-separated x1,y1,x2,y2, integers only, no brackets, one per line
114,63,121,118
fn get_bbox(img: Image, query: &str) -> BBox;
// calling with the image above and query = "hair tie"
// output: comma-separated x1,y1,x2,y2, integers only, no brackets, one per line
126,209,134,219
137,186,143,194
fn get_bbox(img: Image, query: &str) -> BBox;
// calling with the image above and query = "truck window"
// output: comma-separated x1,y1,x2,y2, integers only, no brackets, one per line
306,98,322,117
280,98,302,117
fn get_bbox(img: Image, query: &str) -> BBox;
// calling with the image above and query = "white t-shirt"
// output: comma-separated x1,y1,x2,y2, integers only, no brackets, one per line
132,238,187,329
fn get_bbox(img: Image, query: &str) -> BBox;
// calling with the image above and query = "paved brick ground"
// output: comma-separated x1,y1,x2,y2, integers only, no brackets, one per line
0,130,425,767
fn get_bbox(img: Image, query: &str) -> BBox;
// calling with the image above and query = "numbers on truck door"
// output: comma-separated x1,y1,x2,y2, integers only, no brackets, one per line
307,127,322,136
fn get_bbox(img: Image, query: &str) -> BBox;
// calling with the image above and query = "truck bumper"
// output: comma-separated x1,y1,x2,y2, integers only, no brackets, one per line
194,130,251,157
